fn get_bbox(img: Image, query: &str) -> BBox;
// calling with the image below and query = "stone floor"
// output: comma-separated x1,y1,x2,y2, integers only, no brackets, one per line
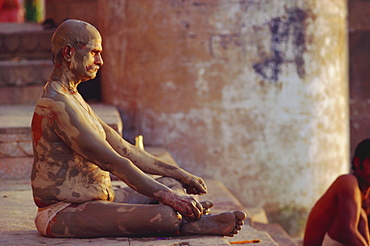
0,178,280,246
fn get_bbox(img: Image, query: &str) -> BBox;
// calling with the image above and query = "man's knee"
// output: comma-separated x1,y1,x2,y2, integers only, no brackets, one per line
155,206,182,233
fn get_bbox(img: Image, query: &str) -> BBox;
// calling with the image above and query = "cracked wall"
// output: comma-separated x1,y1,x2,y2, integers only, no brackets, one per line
98,0,348,235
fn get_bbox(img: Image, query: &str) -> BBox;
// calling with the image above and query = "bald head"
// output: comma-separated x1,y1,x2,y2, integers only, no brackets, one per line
51,19,101,64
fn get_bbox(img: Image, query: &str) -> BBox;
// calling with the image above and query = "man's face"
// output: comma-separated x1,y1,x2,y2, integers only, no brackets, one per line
70,36,103,82
356,158,370,185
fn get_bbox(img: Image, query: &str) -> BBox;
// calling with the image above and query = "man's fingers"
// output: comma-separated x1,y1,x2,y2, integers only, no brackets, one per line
196,179,207,193
200,179,207,191
191,200,202,219
183,200,202,221
194,200,203,214
186,182,207,195
186,187,198,194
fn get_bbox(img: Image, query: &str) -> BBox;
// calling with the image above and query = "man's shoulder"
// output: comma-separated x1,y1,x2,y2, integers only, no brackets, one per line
335,174,357,183
33,95,74,122
35,96,65,110
333,174,360,193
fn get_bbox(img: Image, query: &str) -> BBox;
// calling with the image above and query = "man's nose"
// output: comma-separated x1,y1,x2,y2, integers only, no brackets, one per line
96,54,103,66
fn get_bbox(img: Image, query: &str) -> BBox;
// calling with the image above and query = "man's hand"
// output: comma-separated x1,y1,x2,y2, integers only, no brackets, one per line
179,173,207,195
164,192,204,221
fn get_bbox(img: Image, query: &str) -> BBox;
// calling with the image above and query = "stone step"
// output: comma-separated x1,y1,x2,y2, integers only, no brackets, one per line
0,59,53,104
199,179,296,245
0,59,53,87
0,23,55,104
0,84,44,105
254,222,298,246
0,23,54,60
0,104,123,179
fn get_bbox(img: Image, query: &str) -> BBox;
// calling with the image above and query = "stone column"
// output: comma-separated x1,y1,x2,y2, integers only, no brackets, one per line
99,0,348,235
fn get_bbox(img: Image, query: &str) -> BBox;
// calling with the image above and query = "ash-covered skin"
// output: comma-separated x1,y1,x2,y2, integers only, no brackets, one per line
31,98,113,207
31,19,246,238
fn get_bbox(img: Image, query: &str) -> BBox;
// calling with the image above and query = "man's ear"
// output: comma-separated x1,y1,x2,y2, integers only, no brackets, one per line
62,45,73,62
354,157,361,170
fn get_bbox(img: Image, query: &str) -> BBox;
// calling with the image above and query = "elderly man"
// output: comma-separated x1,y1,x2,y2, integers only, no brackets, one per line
304,139,370,246
31,19,246,238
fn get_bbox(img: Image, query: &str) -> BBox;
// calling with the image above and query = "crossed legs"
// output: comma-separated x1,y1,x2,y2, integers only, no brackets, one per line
47,177,246,237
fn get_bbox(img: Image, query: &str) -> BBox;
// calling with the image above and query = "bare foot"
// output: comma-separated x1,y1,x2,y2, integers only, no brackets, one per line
180,211,246,237
200,200,214,215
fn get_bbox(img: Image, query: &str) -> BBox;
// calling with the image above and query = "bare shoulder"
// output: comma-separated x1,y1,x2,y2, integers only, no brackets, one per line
332,174,359,195
36,82,70,109
34,96,71,122
333,174,357,186
36,84,85,119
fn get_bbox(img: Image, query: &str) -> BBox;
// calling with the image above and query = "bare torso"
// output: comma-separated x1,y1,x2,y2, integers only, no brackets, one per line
31,82,114,208
304,174,369,245
305,178,339,242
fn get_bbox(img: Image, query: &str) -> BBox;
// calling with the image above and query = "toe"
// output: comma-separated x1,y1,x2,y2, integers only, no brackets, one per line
234,211,247,220
201,200,214,209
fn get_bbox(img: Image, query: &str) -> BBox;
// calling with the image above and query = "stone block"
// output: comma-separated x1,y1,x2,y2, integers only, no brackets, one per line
0,85,43,104
0,59,53,87
0,141,32,158
0,157,33,179
0,131,32,142
0,24,54,60
254,223,297,246
246,207,270,224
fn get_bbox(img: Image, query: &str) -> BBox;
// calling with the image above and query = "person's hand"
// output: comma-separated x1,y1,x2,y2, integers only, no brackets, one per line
165,193,204,221
179,172,207,195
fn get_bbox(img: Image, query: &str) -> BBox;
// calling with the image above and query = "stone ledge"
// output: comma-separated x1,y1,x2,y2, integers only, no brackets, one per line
0,176,277,246
0,157,33,179
0,59,53,87
0,85,43,105
0,23,54,60
0,177,231,245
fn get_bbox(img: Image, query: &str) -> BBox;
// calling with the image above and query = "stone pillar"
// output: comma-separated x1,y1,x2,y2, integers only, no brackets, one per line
99,0,348,235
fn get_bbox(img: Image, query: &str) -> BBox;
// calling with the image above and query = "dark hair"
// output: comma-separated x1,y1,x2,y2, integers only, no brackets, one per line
352,138,370,170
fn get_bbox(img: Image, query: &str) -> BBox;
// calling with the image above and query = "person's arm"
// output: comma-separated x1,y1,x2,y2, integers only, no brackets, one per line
335,175,369,246
97,116,207,195
41,96,202,221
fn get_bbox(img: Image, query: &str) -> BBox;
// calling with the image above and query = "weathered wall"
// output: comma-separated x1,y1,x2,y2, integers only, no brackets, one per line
348,0,370,157
98,0,348,235
45,0,100,29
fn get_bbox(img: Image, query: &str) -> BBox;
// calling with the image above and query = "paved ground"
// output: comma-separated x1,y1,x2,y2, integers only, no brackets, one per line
0,178,280,246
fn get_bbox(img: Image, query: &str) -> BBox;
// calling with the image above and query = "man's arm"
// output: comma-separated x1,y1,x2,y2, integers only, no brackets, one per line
334,175,369,246
97,116,207,195
40,97,203,221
